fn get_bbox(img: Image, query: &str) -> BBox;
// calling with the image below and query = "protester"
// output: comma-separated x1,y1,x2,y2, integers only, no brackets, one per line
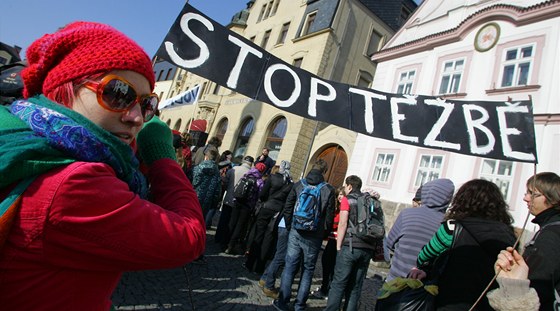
311,186,344,300
412,185,422,207
410,179,517,310
181,132,194,180
226,162,266,255
215,155,253,251
325,175,379,311
385,178,455,281
273,159,335,311
245,161,293,274
192,148,222,230
255,147,275,176
488,247,540,311
520,172,560,310
0,21,206,310
192,136,221,166
260,215,290,299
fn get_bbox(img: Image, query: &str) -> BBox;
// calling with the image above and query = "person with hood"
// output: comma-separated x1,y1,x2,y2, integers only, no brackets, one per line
410,179,517,310
245,161,293,274
192,148,222,229
226,162,266,255
215,155,253,251
385,178,455,282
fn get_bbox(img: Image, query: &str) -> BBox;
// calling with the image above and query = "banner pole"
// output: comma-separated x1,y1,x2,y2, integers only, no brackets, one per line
301,120,320,179
187,84,201,135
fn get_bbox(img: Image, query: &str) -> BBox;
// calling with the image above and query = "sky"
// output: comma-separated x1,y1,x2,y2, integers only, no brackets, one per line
0,0,249,59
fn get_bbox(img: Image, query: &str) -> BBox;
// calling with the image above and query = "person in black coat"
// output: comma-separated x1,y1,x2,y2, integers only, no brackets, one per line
244,161,293,274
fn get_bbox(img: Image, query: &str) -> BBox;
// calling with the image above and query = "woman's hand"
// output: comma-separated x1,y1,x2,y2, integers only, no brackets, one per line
408,267,427,280
494,247,529,280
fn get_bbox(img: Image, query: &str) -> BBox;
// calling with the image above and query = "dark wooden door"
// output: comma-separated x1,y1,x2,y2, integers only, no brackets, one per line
315,145,347,188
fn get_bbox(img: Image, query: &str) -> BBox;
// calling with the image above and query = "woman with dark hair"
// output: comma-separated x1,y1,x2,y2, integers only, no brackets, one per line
410,179,517,310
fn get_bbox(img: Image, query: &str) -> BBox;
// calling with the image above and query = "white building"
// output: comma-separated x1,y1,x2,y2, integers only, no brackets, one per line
347,0,560,231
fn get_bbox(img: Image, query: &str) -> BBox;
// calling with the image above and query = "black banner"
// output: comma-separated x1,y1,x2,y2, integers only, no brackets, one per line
156,4,538,163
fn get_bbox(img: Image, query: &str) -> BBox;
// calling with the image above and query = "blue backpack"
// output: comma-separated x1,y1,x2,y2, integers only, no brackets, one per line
293,180,327,231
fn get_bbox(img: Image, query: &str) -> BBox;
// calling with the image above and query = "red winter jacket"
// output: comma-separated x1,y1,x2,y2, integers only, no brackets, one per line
0,158,206,310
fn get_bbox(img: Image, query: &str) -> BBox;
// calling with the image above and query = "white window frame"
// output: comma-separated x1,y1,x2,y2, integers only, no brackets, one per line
437,58,465,95
301,11,317,36
499,44,535,88
371,152,396,184
396,70,416,94
413,153,445,188
479,159,515,200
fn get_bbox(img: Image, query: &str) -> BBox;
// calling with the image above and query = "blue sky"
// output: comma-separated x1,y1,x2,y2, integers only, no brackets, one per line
0,0,248,59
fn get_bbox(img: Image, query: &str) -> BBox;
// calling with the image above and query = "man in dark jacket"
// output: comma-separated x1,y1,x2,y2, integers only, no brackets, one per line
255,147,275,176
273,159,335,311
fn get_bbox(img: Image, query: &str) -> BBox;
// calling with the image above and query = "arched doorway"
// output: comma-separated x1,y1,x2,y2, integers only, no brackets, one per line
314,145,348,188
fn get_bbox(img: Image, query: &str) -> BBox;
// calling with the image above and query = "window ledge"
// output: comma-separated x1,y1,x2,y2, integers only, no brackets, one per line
436,92,467,99
485,84,541,95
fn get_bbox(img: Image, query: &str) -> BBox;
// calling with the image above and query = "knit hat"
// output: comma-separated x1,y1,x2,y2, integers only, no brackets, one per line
22,21,155,99
255,162,266,173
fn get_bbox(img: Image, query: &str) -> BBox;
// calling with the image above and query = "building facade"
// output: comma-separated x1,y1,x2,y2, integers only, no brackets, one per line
347,0,560,231
156,0,416,186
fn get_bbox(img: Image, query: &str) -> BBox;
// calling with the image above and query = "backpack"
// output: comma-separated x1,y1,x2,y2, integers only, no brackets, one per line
233,175,257,202
292,179,327,231
348,192,385,247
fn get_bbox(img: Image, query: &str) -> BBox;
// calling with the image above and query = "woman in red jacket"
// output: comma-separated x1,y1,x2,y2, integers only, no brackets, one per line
0,21,206,310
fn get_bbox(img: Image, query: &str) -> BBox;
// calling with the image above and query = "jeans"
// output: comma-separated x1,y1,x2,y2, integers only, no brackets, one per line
277,229,322,311
261,226,288,289
324,245,372,311
204,207,218,228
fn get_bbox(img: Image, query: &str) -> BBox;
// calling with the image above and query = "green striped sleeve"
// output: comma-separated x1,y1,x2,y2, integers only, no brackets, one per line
417,222,453,266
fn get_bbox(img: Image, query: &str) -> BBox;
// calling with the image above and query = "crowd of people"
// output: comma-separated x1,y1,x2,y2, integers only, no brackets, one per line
0,21,559,311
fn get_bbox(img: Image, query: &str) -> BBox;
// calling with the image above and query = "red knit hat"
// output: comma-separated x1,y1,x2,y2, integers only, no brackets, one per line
22,21,155,98
255,163,266,173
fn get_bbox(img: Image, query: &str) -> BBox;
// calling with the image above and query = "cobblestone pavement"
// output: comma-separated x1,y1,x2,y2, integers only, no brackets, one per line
112,228,387,310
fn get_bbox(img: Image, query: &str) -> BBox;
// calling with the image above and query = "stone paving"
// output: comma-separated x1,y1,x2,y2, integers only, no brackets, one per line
112,228,387,311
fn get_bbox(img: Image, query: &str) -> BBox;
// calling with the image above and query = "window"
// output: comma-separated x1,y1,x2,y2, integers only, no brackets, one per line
414,154,444,187
257,4,267,22
215,118,228,143
250,36,256,43
264,1,273,20
396,70,415,94
264,117,287,160
270,0,280,16
367,29,383,56
358,71,373,88
399,7,411,26
480,159,514,199
500,45,534,87
277,22,290,45
293,58,303,68
164,68,173,80
213,84,220,95
157,70,164,81
302,12,317,36
234,118,254,158
438,59,464,94
261,30,271,48
372,153,395,183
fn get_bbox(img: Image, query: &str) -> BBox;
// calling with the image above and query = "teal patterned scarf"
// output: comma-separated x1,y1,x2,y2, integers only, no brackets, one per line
0,95,147,197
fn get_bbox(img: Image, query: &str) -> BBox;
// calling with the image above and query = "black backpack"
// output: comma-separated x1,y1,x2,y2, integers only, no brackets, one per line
348,192,385,246
233,175,257,202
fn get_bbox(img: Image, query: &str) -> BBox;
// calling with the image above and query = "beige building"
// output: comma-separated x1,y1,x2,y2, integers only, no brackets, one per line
156,0,416,186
